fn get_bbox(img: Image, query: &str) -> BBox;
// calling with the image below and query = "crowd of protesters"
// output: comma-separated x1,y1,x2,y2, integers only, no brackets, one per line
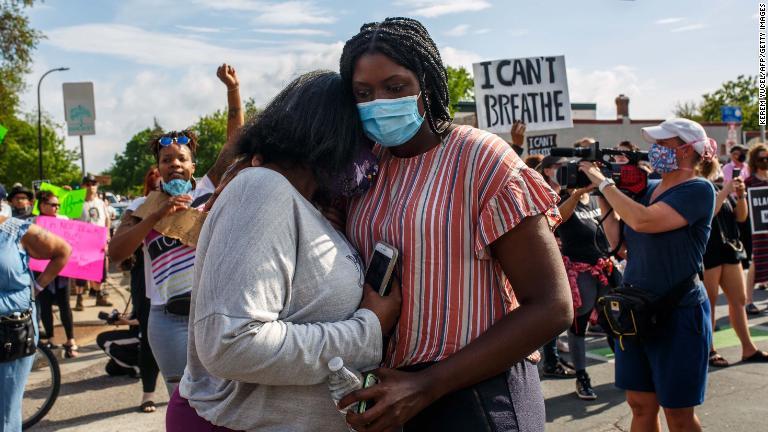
2,15,768,432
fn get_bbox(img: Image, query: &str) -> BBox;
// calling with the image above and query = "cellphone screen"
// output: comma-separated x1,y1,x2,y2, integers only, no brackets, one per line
733,168,741,178
365,249,393,294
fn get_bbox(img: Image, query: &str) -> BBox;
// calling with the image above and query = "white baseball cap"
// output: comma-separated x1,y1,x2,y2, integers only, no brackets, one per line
641,118,716,158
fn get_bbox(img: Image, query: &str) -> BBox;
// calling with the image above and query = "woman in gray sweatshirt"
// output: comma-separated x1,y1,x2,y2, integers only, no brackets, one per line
168,71,401,432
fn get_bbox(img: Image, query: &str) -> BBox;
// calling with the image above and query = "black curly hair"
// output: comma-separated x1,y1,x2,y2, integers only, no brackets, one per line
234,70,366,186
339,16,452,134
149,130,198,161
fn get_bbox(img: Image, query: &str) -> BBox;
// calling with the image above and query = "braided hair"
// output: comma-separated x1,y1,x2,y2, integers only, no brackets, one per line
340,17,452,134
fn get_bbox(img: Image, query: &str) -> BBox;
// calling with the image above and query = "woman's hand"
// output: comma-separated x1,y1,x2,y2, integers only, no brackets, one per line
216,63,239,90
150,194,192,221
733,178,746,199
578,161,606,187
341,368,437,432
359,278,402,336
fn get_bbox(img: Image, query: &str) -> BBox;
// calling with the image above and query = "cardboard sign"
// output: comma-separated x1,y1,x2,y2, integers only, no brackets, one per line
132,192,207,247
527,134,557,156
473,56,573,133
63,82,96,136
32,183,87,219
29,216,107,282
748,186,768,234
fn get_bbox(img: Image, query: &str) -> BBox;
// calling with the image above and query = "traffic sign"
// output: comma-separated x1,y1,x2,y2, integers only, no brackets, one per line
721,106,743,123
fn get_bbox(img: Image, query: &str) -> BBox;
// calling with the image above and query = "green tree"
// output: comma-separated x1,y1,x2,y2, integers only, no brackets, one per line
446,65,474,116
0,0,44,118
0,113,81,187
105,99,260,195
105,122,162,196
674,75,759,131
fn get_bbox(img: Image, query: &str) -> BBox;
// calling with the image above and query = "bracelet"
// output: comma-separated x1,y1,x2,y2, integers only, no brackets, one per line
227,86,240,93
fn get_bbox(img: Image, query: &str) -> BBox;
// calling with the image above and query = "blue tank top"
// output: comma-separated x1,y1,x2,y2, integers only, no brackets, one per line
0,217,33,316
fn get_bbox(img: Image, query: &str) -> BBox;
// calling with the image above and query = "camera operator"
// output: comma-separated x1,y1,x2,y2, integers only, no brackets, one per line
556,181,621,400
579,118,716,432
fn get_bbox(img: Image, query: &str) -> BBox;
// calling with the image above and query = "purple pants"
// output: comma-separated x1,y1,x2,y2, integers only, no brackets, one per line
166,387,240,432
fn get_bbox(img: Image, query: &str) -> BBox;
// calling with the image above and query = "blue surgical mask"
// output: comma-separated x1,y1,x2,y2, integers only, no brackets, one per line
161,179,193,196
357,93,425,147
649,143,678,174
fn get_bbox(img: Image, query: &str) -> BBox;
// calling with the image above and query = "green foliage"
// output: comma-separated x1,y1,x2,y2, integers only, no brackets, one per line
0,113,81,187
105,99,260,195
445,65,474,117
0,0,44,117
104,122,162,196
674,75,759,131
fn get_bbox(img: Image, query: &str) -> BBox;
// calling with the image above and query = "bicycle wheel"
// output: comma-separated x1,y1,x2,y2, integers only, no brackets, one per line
22,344,61,430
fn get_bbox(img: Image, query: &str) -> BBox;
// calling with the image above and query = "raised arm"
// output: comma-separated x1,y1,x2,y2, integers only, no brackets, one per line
21,224,71,290
205,63,244,186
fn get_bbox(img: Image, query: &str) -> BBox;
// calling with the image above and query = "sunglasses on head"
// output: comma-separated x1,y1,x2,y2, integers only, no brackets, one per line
158,135,191,147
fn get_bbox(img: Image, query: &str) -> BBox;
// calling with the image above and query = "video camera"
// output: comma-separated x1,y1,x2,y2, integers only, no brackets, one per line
98,309,121,325
552,141,649,198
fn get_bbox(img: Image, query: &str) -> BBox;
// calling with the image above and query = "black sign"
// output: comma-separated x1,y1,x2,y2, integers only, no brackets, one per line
527,134,557,156
748,186,768,234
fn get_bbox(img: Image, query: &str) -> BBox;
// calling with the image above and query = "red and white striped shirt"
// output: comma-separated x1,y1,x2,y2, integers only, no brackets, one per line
346,125,560,368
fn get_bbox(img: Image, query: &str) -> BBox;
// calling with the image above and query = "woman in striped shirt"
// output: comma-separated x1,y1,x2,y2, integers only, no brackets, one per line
338,17,573,432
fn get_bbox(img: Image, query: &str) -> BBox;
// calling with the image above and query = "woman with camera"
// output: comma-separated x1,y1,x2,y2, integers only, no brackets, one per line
698,159,768,367
579,118,716,432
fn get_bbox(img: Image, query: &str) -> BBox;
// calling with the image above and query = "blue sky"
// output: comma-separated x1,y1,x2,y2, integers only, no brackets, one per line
19,0,757,173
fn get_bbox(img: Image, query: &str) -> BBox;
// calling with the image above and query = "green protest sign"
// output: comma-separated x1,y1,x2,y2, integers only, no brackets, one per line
32,183,87,219
0,124,7,144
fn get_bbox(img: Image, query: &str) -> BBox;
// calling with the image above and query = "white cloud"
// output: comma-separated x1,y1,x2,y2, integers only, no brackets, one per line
655,17,684,25
446,24,470,37
175,25,223,33
192,0,265,11
395,0,491,18
440,46,481,72
253,28,332,36
474,28,490,35
566,65,656,119
31,23,344,173
670,23,706,32
252,1,336,25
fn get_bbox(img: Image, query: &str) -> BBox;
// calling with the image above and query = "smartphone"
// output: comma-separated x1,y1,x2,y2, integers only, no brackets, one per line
364,242,399,295
356,373,380,414
733,167,742,178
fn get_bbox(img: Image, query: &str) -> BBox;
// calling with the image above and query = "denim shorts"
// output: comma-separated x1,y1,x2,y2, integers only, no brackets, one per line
615,299,711,408
402,360,545,432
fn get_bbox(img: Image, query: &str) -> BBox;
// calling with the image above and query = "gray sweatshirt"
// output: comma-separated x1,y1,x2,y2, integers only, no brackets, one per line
179,168,382,431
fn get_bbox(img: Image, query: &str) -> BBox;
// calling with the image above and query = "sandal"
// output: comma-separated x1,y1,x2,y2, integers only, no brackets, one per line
709,351,730,368
746,303,762,315
63,343,79,359
138,401,156,413
742,351,768,363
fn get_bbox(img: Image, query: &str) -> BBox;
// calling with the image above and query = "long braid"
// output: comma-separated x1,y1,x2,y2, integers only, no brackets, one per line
340,17,452,134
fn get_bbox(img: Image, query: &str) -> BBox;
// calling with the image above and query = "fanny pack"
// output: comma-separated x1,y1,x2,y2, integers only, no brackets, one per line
164,292,191,316
597,273,700,349
0,309,36,363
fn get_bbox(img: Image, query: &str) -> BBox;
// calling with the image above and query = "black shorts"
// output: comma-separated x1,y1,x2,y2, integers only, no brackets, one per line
401,360,544,432
703,242,740,270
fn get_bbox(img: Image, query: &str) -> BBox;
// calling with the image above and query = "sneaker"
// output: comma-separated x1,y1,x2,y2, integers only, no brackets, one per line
543,361,576,379
95,295,113,307
746,303,762,316
73,294,85,312
575,372,597,400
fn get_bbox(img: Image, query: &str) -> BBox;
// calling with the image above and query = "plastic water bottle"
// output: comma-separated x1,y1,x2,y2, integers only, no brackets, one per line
327,357,363,414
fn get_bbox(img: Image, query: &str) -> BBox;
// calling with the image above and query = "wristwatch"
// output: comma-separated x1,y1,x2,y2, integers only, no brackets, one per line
599,178,616,193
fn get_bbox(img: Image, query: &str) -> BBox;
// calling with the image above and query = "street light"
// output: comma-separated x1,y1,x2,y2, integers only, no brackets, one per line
37,67,69,181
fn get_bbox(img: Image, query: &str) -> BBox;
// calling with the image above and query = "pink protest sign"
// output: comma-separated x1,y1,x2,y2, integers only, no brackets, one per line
29,216,108,282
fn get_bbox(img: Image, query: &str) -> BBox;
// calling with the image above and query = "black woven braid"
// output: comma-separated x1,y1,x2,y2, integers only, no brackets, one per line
340,17,452,134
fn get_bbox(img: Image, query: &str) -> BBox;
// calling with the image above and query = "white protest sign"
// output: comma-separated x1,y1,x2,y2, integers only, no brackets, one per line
473,56,572,133
63,82,96,136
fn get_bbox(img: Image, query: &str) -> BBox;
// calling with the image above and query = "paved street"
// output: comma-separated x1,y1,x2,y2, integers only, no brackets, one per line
25,272,768,431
